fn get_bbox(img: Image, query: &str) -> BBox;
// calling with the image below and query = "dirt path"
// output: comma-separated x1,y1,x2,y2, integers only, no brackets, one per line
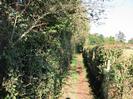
59,54,94,99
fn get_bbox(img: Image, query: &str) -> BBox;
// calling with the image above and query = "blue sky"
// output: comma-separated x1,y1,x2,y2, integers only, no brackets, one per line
90,0,133,40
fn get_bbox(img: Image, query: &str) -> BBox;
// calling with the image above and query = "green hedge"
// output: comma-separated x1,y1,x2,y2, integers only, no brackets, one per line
2,18,72,99
83,46,133,99
0,1,78,98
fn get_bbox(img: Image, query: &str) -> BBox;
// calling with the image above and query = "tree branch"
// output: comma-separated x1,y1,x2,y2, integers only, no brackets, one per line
16,12,50,42
11,15,18,42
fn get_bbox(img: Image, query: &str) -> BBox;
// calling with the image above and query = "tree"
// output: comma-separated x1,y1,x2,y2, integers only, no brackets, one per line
105,36,116,44
128,38,133,44
0,0,111,98
83,0,108,23
0,0,91,98
88,33,105,45
116,31,126,43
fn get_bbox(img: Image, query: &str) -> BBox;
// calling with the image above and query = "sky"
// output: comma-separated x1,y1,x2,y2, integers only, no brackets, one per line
90,0,133,41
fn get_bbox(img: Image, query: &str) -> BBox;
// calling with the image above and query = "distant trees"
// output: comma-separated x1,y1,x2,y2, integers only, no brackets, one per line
116,31,126,43
88,33,116,45
128,38,133,44
105,36,116,44
89,32,133,46
88,33,104,45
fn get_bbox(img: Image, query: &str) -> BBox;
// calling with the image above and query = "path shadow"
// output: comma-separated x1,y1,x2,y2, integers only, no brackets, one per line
82,51,105,99
66,97,70,99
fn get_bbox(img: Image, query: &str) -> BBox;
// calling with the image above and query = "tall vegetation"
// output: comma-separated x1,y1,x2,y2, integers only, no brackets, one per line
0,0,112,98
0,0,89,98
116,31,126,43
128,38,133,44
88,33,104,45
88,33,117,45
83,46,133,99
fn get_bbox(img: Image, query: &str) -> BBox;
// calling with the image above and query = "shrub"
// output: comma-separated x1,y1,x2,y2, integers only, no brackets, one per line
83,45,133,99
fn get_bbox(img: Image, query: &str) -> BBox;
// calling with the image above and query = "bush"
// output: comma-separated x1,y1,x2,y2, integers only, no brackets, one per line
83,45,133,99
0,0,80,98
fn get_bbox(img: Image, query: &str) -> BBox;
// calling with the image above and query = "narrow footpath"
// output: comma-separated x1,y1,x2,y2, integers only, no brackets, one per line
59,54,94,99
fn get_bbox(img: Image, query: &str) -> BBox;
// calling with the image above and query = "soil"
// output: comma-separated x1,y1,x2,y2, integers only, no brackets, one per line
59,54,94,99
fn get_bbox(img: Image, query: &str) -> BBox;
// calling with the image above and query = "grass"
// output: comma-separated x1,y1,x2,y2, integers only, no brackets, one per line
69,54,79,81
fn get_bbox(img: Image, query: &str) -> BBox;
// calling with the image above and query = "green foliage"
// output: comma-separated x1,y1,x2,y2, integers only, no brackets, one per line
88,33,105,45
83,45,133,99
0,0,87,98
104,36,116,44
88,33,117,45
3,18,72,98
128,38,133,44
0,0,109,98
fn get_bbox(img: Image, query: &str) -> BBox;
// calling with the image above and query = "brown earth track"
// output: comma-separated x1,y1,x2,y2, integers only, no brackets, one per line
59,54,94,99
